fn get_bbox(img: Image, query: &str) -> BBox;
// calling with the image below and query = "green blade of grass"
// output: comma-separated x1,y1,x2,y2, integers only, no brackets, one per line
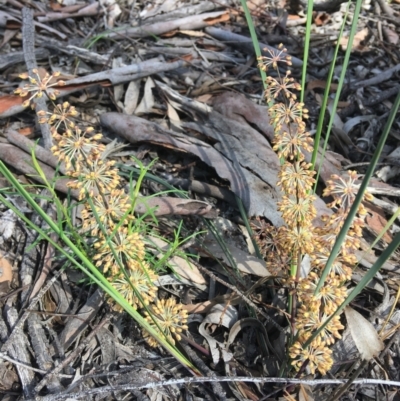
300,0,314,103
306,230,400,348
239,0,267,89
315,89,400,293
310,1,351,171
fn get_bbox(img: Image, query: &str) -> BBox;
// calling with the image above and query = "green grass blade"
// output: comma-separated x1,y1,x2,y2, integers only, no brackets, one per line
306,230,400,348
311,1,350,171
239,0,267,88
300,0,314,103
315,89,400,293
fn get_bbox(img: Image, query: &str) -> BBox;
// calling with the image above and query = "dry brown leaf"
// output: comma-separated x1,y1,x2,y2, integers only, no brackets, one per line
195,94,213,103
17,126,35,137
339,27,370,52
364,201,393,244
313,11,330,26
123,80,141,115
148,236,207,285
382,26,399,45
0,252,12,283
0,252,12,295
167,101,181,128
180,30,206,37
204,12,230,25
344,306,384,361
306,79,338,93
135,77,155,115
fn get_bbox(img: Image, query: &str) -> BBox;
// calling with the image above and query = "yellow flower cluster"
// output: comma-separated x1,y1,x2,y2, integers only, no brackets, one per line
143,298,189,347
15,69,65,108
257,47,371,375
15,71,188,347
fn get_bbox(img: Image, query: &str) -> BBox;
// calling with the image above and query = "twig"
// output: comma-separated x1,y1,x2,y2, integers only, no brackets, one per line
166,178,237,206
180,343,227,401
353,65,400,89
28,376,400,401
22,7,53,149
0,351,72,377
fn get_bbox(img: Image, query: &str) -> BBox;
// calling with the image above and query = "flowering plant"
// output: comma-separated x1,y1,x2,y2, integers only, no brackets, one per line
256,47,372,375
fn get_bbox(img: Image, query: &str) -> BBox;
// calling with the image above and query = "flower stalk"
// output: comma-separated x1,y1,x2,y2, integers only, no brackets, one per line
256,47,371,375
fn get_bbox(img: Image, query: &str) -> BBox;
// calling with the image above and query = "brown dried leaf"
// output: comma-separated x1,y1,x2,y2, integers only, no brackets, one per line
344,306,384,361
0,252,12,294
339,28,370,52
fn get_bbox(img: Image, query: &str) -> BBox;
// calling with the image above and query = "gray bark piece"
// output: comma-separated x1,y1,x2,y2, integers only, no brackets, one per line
182,116,284,223
0,313,9,343
96,327,116,365
100,111,283,224
103,11,227,40
59,289,105,350
19,227,38,305
28,314,62,393
4,303,36,398
0,48,49,71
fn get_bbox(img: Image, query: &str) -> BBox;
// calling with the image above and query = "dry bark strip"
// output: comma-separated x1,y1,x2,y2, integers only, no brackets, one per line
100,111,286,224
22,7,53,149
2,135,215,218
37,2,101,23
0,143,81,198
102,11,229,40
0,58,186,118
205,27,303,68
3,303,36,398
0,48,49,70
35,36,110,66
158,81,333,221
7,130,66,174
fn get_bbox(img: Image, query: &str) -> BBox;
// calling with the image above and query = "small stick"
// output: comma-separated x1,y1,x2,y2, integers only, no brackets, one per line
22,7,53,149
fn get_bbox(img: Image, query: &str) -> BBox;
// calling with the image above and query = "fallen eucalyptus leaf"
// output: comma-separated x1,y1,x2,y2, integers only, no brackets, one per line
344,306,384,361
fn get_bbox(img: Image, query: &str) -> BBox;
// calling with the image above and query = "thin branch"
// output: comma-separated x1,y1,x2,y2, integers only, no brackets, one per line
22,7,53,149
0,351,72,377
29,376,400,401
